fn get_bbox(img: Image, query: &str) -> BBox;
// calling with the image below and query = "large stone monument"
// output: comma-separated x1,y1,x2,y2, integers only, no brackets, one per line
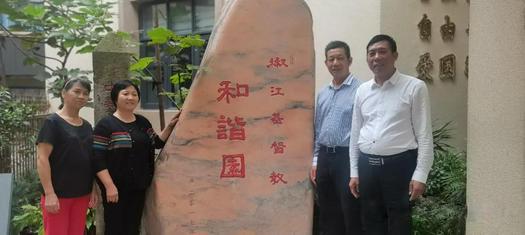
144,0,315,234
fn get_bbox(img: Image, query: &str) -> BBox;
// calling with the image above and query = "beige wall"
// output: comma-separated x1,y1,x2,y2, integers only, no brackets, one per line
467,0,525,233
304,0,380,90
381,1,469,151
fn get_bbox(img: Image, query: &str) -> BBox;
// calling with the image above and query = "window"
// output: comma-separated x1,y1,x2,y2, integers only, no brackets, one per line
138,0,214,109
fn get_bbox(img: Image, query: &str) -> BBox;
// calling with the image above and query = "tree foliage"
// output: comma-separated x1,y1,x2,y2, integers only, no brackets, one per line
0,0,114,98
130,26,205,108
0,87,36,153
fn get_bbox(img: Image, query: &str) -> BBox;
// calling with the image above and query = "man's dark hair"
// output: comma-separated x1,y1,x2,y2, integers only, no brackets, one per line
325,40,351,59
366,34,397,53
110,79,141,106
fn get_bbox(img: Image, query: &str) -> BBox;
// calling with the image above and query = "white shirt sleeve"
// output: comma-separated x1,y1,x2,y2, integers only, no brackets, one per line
349,87,363,178
410,82,434,183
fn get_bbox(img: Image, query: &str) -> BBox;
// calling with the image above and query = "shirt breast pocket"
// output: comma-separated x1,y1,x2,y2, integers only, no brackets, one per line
391,95,411,114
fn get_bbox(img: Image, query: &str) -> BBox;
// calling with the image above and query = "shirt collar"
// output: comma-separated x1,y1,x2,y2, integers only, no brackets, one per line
330,73,355,90
371,69,399,89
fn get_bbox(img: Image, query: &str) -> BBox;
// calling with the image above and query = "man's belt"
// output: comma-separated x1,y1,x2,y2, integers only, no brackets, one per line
320,145,349,154
361,149,417,166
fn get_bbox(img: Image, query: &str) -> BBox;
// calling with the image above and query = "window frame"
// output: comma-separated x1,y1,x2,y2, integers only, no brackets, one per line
138,0,213,109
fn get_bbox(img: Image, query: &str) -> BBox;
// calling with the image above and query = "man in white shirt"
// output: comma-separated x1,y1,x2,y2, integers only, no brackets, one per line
348,34,434,234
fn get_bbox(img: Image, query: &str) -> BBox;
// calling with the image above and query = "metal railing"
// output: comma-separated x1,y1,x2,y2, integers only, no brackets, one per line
0,114,47,180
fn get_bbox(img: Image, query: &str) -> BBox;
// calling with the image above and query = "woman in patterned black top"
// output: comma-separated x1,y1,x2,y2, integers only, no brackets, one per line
92,80,179,235
36,78,97,235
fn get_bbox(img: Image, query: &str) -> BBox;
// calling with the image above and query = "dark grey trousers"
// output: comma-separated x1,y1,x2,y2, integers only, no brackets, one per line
316,145,363,235
358,149,418,235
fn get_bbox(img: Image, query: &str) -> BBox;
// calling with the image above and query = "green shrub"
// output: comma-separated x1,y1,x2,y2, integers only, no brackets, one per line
0,86,37,173
10,170,41,235
413,196,466,235
426,151,467,201
0,87,36,143
412,122,467,235
12,204,43,235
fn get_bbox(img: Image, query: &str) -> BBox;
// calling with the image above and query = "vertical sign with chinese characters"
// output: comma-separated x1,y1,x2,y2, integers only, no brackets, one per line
145,0,315,234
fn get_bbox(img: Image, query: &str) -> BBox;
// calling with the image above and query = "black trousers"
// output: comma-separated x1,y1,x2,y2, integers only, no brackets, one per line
102,189,146,235
316,145,362,235
358,149,417,235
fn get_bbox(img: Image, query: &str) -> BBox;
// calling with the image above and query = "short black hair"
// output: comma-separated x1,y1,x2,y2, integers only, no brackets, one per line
366,34,397,53
325,40,351,59
110,80,141,106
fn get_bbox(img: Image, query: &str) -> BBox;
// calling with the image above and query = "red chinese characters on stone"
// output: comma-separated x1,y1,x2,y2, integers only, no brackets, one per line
217,81,249,104
220,154,246,178
271,141,286,154
266,57,289,68
270,86,284,96
216,115,228,140
269,171,287,185
216,115,247,140
271,112,284,125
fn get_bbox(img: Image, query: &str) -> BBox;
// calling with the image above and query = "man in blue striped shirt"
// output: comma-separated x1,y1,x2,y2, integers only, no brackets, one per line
310,41,363,235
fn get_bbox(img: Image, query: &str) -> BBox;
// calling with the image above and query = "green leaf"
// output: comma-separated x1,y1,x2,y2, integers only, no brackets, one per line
22,5,46,20
75,39,86,47
129,77,142,85
129,57,155,72
186,64,199,71
170,72,192,85
179,35,205,48
164,45,182,55
170,74,181,85
63,39,76,48
57,50,66,57
147,27,176,45
46,36,59,47
159,91,177,99
76,45,96,54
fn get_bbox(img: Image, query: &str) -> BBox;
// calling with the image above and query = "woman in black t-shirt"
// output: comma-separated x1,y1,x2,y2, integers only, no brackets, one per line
92,80,179,235
36,78,97,235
